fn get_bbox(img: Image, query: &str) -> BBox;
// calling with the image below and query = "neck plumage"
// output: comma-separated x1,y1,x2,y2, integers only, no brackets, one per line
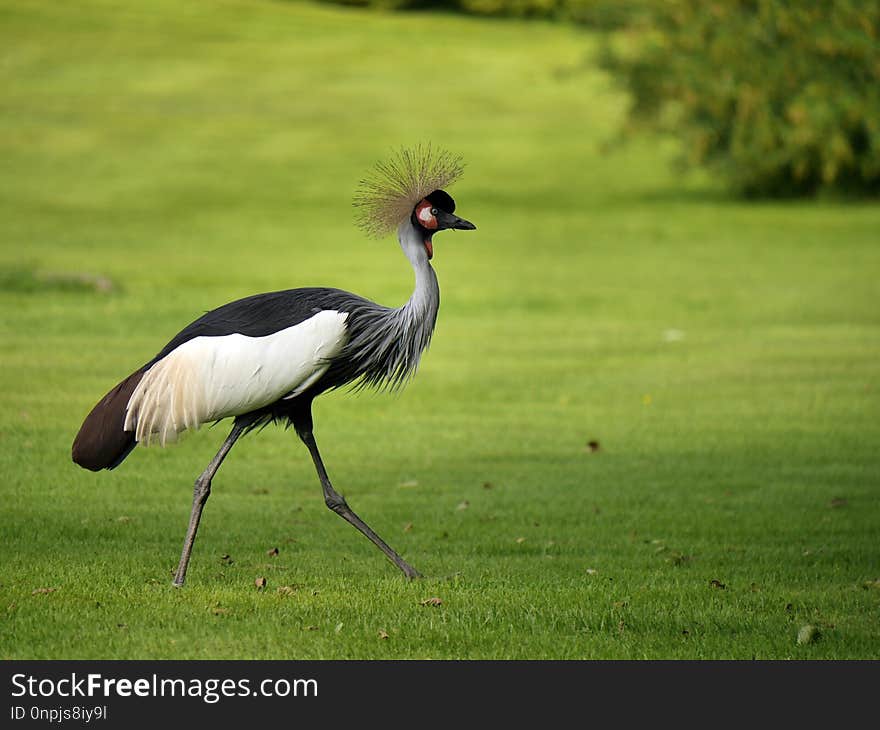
334,219,440,391
398,217,441,347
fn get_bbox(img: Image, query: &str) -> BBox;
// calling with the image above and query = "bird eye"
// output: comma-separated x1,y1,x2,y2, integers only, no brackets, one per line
431,208,438,215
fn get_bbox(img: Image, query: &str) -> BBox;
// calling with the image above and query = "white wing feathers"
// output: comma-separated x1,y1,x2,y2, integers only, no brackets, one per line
124,310,348,446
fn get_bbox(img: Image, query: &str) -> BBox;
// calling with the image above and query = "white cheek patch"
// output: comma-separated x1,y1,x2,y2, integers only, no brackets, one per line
417,205,435,226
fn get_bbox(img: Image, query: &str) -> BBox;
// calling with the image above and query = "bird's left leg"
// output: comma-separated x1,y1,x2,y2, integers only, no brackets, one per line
172,418,250,587
292,405,421,579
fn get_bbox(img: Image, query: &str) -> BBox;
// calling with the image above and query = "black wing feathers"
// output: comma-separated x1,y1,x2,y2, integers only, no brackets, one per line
151,288,358,364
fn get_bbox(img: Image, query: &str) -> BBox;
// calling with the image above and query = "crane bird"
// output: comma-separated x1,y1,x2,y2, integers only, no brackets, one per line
71,146,476,586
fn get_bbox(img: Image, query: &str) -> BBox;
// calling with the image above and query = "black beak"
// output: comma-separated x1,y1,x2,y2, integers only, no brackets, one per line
437,210,477,231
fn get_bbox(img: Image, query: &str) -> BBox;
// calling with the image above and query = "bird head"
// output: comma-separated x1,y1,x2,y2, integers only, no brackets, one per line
353,146,476,260
411,189,476,260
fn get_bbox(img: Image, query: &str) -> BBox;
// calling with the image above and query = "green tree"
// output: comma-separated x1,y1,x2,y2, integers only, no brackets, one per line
600,1,880,196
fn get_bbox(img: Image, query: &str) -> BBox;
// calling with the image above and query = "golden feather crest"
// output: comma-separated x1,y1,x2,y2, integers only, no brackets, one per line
353,145,465,238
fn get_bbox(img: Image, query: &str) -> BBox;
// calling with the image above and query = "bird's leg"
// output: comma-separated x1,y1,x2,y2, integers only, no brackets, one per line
172,419,248,587
293,410,421,579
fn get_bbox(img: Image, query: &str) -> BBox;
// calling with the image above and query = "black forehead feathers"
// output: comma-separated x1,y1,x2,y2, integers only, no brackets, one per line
425,189,455,214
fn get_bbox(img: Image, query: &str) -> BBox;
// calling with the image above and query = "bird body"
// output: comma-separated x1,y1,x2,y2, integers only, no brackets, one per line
71,147,474,584
74,215,440,467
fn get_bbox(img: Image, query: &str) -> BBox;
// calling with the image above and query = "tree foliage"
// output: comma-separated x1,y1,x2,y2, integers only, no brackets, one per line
599,1,880,196
320,0,880,196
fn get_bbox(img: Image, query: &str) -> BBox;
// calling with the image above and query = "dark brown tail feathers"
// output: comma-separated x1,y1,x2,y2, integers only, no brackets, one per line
72,368,146,471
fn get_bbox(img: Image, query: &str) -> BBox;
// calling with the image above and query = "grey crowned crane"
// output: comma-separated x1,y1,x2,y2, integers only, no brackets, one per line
71,147,476,586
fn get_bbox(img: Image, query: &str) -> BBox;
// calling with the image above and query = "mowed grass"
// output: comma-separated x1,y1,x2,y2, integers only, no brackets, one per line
1,0,879,659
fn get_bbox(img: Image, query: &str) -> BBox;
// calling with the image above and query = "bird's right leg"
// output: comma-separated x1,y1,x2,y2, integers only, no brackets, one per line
172,418,249,587
292,406,422,579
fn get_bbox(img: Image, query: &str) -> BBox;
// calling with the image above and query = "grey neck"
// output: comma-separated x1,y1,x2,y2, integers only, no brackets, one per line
390,218,440,381
330,219,440,391
397,218,440,330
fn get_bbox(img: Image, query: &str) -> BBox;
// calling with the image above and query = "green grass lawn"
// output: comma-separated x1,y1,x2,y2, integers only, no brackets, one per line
1,0,878,659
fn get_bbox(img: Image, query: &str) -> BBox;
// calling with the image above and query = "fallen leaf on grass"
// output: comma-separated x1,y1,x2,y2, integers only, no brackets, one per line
585,568,599,576
797,624,820,645
456,501,469,511
220,554,234,566
420,597,443,607
254,577,267,590
32,587,58,595
212,606,230,616
482,481,493,490
829,497,848,508
378,629,389,640
399,479,419,489
862,579,880,590
116,516,131,523
276,586,297,596
585,440,600,453
515,537,526,544
403,522,413,533
250,487,270,495
335,622,344,634
266,547,279,556
709,579,726,590
305,625,319,631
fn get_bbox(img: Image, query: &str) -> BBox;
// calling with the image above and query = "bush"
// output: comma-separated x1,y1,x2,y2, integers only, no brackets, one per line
318,0,879,196
600,1,880,197
317,0,632,26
